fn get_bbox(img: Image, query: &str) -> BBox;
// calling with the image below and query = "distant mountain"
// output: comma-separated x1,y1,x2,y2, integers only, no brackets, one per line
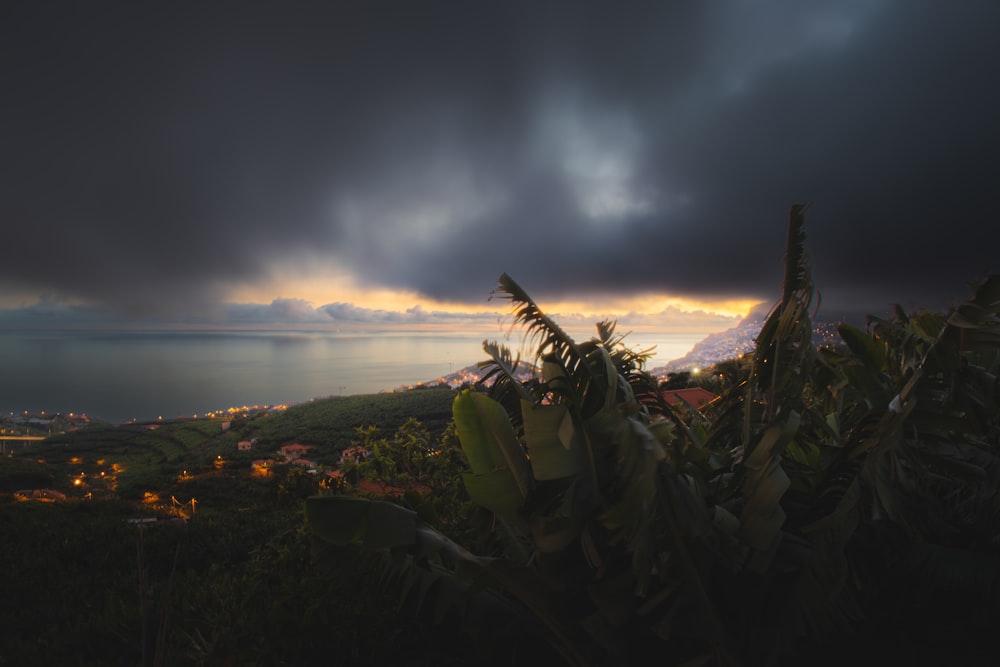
650,304,859,376
650,309,766,376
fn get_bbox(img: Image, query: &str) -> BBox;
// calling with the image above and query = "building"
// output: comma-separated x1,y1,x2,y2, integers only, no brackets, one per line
13,488,67,502
660,387,717,410
278,443,315,460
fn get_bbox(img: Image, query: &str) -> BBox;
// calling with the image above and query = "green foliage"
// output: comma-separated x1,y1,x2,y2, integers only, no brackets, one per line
307,206,1000,666
335,417,482,548
0,497,434,666
0,389,486,665
246,387,457,460
6,208,999,665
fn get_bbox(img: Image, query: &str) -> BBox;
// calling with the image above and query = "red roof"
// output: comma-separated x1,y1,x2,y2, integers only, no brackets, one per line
280,443,314,452
661,387,717,409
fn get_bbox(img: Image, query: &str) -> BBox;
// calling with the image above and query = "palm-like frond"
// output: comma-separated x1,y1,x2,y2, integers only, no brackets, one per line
749,204,818,420
595,320,655,376
732,205,818,572
493,273,608,413
596,319,662,417
477,340,538,435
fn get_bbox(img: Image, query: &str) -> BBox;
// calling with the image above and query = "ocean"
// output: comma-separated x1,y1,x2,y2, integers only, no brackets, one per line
0,328,705,423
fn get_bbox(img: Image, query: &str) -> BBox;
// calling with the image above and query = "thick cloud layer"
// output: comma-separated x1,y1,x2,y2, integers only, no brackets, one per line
3,0,997,319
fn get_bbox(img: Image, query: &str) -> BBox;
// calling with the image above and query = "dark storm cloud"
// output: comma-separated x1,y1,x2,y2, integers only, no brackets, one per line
2,0,997,319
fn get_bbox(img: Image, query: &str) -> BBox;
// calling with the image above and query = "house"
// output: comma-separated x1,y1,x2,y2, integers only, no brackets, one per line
339,446,372,464
13,488,67,502
220,421,231,431
237,440,252,451
660,387,717,410
278,443,315,460
288,457,317,469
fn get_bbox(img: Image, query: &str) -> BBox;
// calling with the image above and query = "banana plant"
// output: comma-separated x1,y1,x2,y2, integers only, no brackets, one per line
442,272,769,661
304,205,1000,665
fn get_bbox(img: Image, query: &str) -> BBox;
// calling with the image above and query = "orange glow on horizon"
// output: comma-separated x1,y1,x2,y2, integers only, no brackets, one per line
537,294,761,320
227,269,759,321
10,267,760,326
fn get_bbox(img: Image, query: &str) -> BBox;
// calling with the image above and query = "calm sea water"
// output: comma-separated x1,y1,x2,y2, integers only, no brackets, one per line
0,329,703,423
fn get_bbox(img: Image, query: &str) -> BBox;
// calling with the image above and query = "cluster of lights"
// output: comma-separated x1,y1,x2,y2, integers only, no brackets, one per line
5,410,88,420
118,403,290,423
397,368,485,392
67,460,119,493
201,403,289,419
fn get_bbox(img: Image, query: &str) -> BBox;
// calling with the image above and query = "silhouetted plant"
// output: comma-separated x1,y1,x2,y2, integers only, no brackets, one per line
306,206,1000,665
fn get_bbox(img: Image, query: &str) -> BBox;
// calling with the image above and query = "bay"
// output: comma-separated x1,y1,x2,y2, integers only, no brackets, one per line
0,328,704,423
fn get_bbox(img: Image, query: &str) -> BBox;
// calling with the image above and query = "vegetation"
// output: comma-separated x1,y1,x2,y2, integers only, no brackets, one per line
2,206,997,665
306,206,1000,665
0,389,469,665
241,386,457,465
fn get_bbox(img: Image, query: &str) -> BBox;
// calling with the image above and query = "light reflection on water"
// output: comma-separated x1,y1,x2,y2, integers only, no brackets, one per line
0,329,702,423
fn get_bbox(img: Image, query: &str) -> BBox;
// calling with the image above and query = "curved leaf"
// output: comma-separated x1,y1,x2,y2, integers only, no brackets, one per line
452,389,532,514
522,401,583,481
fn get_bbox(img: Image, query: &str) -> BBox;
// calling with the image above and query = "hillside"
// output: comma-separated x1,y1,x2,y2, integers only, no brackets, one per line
3,385,458,501
0,384,469,666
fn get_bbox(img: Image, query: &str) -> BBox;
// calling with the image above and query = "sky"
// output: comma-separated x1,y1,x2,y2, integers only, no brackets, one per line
2,0,998,336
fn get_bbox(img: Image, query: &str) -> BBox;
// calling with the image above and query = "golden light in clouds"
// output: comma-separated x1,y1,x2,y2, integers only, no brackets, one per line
227,265,492,314
227,264,759,321
539,294,761,320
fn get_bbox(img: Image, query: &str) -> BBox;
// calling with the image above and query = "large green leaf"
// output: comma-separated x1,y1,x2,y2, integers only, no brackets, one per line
522,401,583,480
462,470,526,515
452,389,532,504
